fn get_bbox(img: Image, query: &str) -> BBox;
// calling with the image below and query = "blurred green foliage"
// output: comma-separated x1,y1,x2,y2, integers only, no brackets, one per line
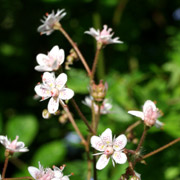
0,0,180,179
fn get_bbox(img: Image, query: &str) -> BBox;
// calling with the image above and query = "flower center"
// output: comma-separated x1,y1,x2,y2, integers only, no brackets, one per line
51,88,59,97
8,136,19,150
104,146,114,156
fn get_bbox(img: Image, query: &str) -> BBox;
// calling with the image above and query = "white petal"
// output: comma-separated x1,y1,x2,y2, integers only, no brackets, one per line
128,110,144,120
48,97,59,113
59,88,74,100
35,65,53,72
100,128,112,145
34,84,51,98
155,120,164,128
96,154,110,170
143,100,156,112
61,176,70,180
55,73,67,90
49,46,64,65
90,136,106,151
113,134,127,151
36,54,49,66
42,72,55,88
112,151,127,164
28,167,40,179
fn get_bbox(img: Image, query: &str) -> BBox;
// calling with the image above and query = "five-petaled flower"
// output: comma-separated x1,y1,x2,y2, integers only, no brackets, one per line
35,72,74,114
35,46,64,72
91,128,127,170
128,100,163,128
28,162,71,180
38,9,66,35
0,135,29,153
82,96,112,114
85,25,123,46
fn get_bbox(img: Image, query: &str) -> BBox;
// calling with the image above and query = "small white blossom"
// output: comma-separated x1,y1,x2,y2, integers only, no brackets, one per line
35,46,64,72
82,96,112,114
28,163,70,180
35,72,74,114
128,100,164,128
91,128,127,170
0,135,29,153
85,25,123,45
38,9,66,35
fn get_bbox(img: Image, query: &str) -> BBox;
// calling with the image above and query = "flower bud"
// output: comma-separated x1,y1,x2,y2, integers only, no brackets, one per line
42,109,51,119
65,49,78,70
90,80,108,102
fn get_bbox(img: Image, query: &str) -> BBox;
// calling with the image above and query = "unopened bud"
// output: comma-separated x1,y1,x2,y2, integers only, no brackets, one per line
42,109,51,119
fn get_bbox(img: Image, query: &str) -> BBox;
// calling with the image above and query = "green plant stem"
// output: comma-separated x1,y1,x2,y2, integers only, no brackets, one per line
136,125,148,153
143,137,180,159
95,104,101,133
2,156,9,179
57,25,91,77
91,46,101,80
71,99,95,134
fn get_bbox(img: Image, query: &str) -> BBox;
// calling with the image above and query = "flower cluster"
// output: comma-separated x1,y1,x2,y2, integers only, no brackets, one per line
28,162,71,180
0,135,28,153
91,128,127,170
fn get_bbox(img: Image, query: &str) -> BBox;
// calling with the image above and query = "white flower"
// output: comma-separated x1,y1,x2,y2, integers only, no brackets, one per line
38,9,66,35
35,72,74,114
28,163,70,180
0,135,29,153
35,46,65,72
128,100,164,128
91,128,127,170
82,96,112,114
85,25,123,45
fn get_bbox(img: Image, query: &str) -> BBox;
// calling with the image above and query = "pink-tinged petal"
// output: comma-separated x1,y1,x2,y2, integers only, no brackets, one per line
28,167,40,179
128,110,144,120
34,85,51,98
42,72,55,88
48,97,59,114
112,151,127,164
35,65,53,72
49,46,64,65
155,120,164,128
59,88,74,100
55,73,67,90
96,154,110,170
143,100,156,112
100,128,112,145
90,136,106,151
113,134,127,151
36,54,49,66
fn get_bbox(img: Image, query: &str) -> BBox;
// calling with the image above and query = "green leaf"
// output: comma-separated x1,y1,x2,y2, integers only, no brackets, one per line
6,115,38,146
31,141,66,167
66,68,90,94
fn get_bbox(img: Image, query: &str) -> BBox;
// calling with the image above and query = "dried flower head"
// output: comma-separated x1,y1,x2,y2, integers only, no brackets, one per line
38,9,66,35
35,46,64,72
91,128,127,170
0,135,29,153
85,25,123,46
128,100,164,128
35,72,74,114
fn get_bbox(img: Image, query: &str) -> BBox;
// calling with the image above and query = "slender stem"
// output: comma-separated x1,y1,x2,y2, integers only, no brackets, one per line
71,99,95,134
143,137,180,159
60,102,87,146
95,104,101,133
91,46,101,80
136,125,148,152
57,25,91,77
125,120,141,133
3,177,33,180
91,100,96,131
2,156,9,179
